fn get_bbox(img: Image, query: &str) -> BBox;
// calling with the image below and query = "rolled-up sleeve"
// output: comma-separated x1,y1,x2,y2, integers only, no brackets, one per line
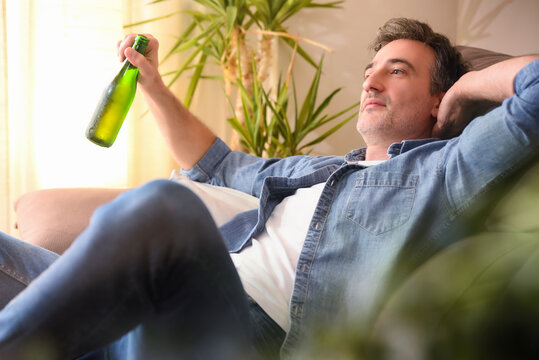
443,58,539,213
181,138,232,183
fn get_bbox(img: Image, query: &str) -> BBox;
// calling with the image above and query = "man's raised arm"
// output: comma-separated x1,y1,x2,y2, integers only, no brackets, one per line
433,54,539,139
119,34,217,170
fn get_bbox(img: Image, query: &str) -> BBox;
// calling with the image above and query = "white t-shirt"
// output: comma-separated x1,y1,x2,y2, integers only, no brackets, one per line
231,160,383,331
231,182,325,331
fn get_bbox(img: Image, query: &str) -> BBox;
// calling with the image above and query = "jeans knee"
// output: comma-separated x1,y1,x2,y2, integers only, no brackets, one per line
138,179,210,222
91,179,213,239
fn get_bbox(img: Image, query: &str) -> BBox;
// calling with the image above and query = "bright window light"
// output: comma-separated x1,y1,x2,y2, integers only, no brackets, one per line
7,0,128,189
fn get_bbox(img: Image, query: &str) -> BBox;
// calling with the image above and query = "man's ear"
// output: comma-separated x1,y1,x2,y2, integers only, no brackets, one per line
431,92,446,119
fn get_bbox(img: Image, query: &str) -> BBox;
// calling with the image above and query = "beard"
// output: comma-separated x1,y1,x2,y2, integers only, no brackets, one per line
357,93,394,137
357,106,435,146
356,107,396,140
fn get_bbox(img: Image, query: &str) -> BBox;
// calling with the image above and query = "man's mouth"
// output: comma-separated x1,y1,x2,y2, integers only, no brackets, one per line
362,98,386,110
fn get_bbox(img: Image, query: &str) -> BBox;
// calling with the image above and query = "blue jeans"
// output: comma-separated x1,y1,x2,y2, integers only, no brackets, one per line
0,180,285,359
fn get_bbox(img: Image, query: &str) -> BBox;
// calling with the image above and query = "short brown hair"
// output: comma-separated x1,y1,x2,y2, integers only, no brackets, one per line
371,18,468,94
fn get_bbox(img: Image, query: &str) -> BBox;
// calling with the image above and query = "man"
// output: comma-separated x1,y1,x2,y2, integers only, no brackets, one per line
0,18,537,359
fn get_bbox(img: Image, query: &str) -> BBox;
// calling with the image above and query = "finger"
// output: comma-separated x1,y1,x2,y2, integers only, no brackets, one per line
124,47,144,67
138,33,159,59
124,47,155,80
431,123,442,139
432,118,452,139
433,122,462,140
431,112,446,138
117,34,138,61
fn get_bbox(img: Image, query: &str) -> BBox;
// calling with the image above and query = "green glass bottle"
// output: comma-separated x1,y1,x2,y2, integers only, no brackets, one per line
86,34,149,147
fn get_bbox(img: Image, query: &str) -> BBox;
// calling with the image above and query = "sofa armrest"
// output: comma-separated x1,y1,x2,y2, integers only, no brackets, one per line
14,188,126,254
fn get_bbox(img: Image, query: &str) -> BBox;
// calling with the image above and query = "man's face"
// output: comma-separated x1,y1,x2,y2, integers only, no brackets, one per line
357,39,443,147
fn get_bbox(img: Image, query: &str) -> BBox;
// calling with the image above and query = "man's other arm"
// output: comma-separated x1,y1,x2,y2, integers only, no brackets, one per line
433,54,539,139
439,57,539,213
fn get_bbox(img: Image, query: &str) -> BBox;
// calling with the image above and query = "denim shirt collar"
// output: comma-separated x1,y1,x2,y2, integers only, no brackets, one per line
344,138,439,163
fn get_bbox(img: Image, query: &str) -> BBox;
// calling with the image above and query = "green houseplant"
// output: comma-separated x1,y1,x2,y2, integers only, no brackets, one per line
132,0,359,155
229,56,359,157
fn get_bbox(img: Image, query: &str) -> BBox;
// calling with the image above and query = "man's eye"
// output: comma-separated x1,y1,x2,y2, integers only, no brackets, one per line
391,69,404,75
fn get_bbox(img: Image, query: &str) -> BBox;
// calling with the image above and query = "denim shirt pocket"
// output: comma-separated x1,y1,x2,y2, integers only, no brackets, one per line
346,171,418,235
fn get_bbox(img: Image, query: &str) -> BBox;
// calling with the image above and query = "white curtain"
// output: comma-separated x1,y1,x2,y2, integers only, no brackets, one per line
1,0,10,233
1,0,227,235
1,0,126,235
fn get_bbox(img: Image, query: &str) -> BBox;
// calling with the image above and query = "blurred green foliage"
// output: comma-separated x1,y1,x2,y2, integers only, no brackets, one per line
294,158,539,359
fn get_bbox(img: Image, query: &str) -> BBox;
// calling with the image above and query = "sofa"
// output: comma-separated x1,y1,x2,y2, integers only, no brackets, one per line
12,46,539,358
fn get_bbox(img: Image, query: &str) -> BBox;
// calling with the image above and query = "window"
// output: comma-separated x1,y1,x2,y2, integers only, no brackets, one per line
6,0,127,189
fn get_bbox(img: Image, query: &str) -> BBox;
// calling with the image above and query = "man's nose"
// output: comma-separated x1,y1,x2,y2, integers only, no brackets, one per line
362,70,384,92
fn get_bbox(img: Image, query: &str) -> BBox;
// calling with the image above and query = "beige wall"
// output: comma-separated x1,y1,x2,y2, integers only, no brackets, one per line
457,0,539,55
284,0,538,156
124,0,539,163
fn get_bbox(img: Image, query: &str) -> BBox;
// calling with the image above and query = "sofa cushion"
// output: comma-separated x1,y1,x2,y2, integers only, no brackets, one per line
457,45,513,71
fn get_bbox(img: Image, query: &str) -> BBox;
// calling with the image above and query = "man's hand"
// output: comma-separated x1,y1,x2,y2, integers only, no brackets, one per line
117,34,163,93
433,71,500,139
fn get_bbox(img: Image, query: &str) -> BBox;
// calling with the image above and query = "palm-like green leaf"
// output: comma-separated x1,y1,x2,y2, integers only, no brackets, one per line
123,11,182,28
184,53,208,107
194,0,227,16
225,6,238,37
296,56,324,136
298,110,358,152
165,26,218,88
228,54,359,157
173,21,221,54
140,0,348,156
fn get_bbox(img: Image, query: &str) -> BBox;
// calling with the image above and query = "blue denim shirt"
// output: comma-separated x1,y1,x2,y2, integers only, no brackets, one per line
184,59,538,357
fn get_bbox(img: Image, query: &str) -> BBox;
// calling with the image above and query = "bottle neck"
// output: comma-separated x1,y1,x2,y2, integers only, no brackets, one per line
120,58,138,74
118,35,147,76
